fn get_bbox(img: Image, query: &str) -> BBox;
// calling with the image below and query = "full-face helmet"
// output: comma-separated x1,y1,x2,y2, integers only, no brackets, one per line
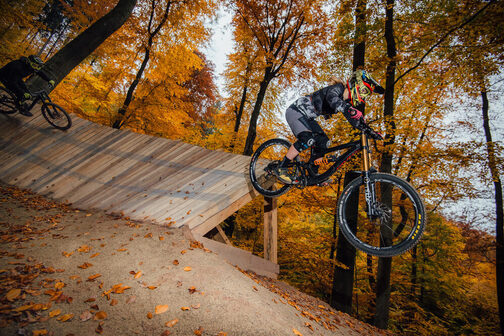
347,69,384,106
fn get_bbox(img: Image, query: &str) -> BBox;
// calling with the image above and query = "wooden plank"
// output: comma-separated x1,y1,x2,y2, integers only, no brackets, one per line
192,234,279,279
263,195,278,263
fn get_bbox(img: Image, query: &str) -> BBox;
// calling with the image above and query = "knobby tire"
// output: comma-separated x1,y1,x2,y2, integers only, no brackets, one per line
337,172,426,257
41,102,72,130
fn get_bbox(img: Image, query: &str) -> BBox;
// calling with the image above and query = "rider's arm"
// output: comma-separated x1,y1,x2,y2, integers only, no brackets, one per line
325,85,352,115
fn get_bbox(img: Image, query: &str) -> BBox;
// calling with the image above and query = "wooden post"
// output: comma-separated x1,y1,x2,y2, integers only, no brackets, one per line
263,195,277,263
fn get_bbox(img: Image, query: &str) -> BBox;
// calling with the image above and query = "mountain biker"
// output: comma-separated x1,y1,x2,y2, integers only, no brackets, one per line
274,69,385,185
0,55,55,117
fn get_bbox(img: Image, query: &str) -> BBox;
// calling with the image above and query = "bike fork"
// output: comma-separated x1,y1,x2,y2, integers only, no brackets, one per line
361,133,380,218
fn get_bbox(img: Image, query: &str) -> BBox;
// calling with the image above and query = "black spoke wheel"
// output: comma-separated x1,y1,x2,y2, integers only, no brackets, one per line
41,102,72,130
337,172,426,257
249,138,294,197
0,87,18,114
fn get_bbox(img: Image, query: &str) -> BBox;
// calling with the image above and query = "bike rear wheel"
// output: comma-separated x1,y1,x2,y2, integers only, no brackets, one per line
337,172,426,257
0,87,18,114
41,102,72,130
249,138,294,197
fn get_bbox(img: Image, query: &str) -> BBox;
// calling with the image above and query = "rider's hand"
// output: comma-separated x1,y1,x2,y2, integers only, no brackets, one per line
23,92,32,100
48,80,55,88
367,128,383,140
342,106,366,130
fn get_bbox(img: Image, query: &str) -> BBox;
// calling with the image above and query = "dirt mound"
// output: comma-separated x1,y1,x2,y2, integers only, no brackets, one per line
0,183,389,336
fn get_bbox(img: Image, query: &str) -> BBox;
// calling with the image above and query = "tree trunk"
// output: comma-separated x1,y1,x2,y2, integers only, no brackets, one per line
330,0,367,314
112,0,172,129
481,90,504,334
28,0,137,91
243,69,272,156
330,171,359,313
373,0,396,329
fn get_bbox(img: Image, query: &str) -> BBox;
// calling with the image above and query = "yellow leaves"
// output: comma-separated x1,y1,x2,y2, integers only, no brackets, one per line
49,309,61,317
57,313,74,322
6,288,21,301
133,270,143,279
183,267,192,272
32,330,48,336
77,245,92,253
181,306,191,311
155,305,169,314
292,328,303,336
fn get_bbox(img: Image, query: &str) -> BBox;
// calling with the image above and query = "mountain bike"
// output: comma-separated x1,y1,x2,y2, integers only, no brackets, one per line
249,124,426,257
0,86,72,130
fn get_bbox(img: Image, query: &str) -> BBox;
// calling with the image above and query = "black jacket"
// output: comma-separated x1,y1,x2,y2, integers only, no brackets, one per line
0,57,51,83
309,83,351,118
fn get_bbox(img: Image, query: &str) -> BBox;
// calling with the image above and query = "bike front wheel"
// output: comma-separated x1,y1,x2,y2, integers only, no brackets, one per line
249,138,294,197
0,87,18,114
41,102,72,130
337,172,426,257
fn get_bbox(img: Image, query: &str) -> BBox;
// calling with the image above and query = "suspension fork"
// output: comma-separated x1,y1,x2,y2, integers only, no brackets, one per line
361,133,379,217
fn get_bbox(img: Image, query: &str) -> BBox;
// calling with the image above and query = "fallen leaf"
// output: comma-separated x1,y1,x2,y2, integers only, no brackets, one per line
55,282,65,290
134,271,142,279
292,328,303,336
110,299,118,306
188,286,197,294
217,333,227,336
90,253,100,258
155,305,169,314
181,307,190,311
161,331,171,336
147,286,157,290
6,288,21,301
87,274,101,281
49,309,61,317
96,321,104,334
57,313,74,322
147,312,153,319
194,327,203,335
117,248,127,252
180,250,187,255
78,245,92,253
172,260,179,266
165,318,179,327
191,303,200,309
78,262,93,269
183,267,192,272
32,330,48,336
94,311,107,320
85,298,96,303
80,310,93,322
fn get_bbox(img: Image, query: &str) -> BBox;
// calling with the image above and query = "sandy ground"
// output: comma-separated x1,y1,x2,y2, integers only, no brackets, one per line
0,182,390,336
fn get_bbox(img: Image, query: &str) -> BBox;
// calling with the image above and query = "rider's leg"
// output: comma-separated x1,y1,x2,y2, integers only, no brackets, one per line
10,79,32,116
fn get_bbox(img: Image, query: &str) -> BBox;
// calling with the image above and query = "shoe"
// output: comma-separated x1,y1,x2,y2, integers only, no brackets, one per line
317,178,333,187
274,167,296,184
18,103,33,117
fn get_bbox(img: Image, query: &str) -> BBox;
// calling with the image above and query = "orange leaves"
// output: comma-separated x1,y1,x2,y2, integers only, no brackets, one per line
183,267,192,272
77,245,92,253
155,305,169,314
94,311,108,320
6,288,21,301
165,318,179,327
78,262,93,269
57,313,74,322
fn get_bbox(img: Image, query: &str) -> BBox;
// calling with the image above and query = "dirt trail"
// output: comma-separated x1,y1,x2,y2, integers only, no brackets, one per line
0,182,389,336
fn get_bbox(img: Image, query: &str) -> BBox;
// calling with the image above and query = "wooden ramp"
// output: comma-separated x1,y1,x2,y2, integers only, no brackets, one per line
0,112,260,237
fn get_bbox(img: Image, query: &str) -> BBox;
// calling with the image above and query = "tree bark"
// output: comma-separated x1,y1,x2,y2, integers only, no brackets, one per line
330,0,367,314
112,0,172,129
242,69,272,155
373,0,396,329
481,90,504,334
28,0,137,91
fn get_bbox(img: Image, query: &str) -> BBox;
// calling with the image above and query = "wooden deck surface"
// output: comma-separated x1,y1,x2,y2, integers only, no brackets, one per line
0,112,259,235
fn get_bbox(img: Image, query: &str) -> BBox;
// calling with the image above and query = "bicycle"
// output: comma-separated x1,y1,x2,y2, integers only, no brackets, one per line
249,124,426,257
0,86,72,130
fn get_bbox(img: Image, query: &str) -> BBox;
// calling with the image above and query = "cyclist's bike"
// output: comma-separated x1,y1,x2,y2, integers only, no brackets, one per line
249,125,426,257
0,86,72,130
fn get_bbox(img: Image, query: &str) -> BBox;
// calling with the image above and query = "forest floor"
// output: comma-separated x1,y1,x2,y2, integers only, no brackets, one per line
0,182,391,336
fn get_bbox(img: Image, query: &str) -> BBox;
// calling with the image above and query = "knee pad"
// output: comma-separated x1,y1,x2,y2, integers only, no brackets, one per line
293,131,315,152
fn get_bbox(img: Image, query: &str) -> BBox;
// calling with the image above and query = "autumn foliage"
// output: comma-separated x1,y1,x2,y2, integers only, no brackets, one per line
1,0,503,335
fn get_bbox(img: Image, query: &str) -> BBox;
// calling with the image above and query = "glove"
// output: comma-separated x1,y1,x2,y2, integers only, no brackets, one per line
23,92,32,100
342,106,366,130
366,128,383,140
48,80,55,87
